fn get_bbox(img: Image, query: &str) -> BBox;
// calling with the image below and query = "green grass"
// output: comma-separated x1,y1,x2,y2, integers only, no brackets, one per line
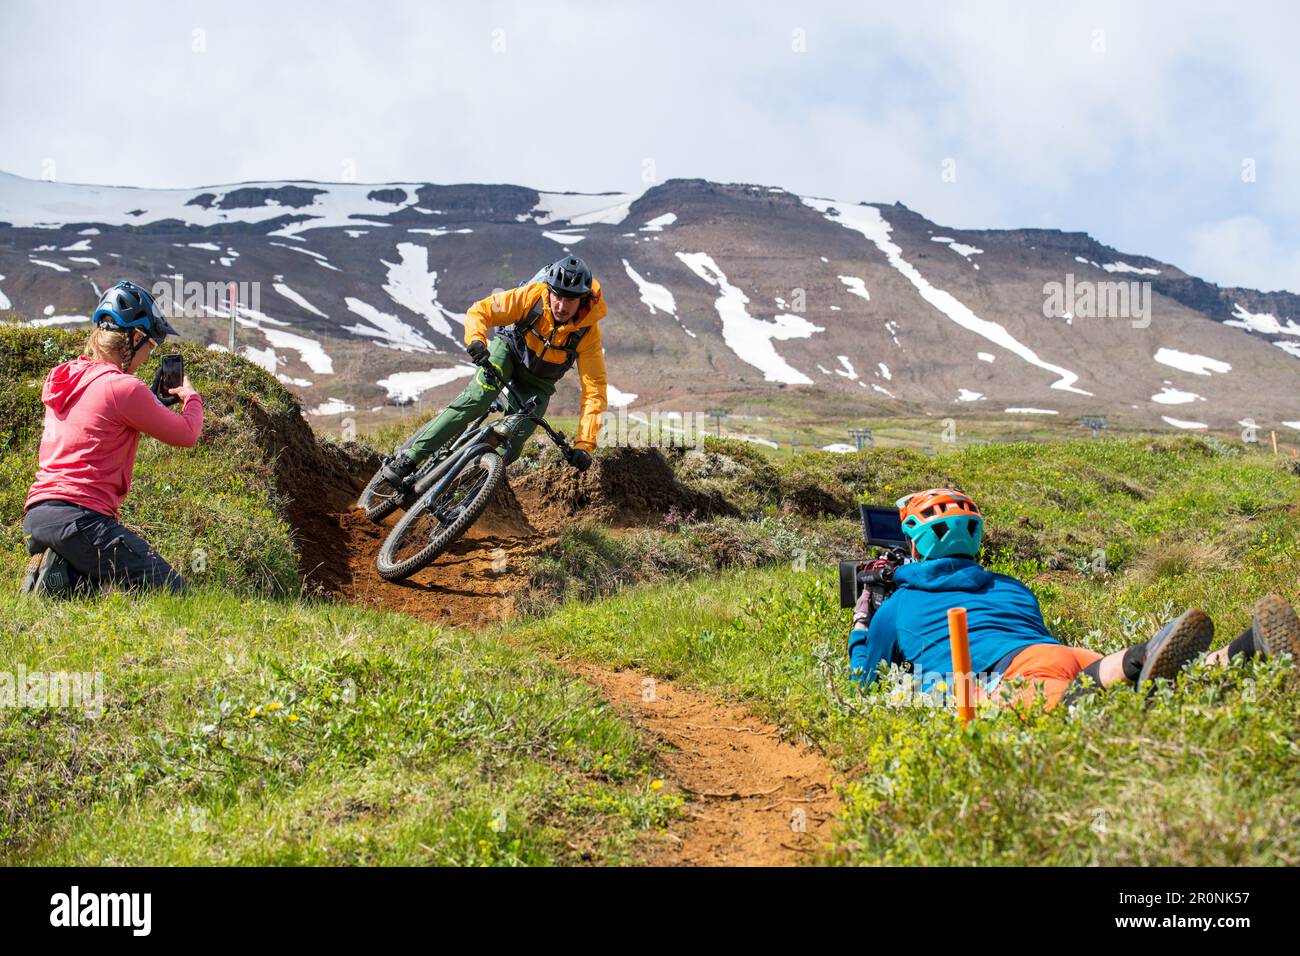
0,588,679,865
5,325,1299,866
511,436,1300,865
0,327,678,866
0,328,301,593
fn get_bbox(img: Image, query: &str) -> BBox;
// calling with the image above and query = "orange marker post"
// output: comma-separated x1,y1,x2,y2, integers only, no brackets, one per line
948,607,975,726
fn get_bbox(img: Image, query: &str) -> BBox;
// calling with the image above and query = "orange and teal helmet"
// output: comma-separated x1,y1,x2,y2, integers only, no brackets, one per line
896,488,983,559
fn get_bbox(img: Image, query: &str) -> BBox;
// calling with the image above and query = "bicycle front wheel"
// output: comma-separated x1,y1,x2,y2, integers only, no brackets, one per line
374,451,506,581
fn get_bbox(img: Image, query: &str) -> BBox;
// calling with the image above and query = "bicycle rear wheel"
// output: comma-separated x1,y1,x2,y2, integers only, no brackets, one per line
374,451,506,581
357,467,406,522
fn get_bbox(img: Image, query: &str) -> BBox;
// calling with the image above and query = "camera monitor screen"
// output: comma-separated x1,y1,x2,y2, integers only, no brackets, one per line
860,504,907,549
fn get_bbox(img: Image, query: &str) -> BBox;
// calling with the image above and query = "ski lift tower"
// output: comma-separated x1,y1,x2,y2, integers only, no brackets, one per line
848,427,874,450
1081,415,1107,440
706,409,728,439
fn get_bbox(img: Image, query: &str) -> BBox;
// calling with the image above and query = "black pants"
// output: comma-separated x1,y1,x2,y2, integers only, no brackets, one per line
23,500,188,595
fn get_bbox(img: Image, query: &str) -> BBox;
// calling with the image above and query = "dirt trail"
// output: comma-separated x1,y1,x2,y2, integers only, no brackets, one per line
292,452,838,866
566,662,836,865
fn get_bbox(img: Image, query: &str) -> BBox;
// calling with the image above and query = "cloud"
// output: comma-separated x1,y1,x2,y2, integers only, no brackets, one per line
1185,216,1300,293
0,0,1296,293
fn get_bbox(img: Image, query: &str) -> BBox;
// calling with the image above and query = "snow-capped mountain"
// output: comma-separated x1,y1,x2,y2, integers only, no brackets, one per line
1,170,1296,433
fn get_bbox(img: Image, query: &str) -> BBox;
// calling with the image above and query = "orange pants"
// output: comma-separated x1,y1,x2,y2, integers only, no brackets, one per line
979,644,1103,711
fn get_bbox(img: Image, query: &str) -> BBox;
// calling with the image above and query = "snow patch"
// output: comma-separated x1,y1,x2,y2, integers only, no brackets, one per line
606,384,638,408
621,259,683,327
376,365,475,402
956,389,985,402
1102,261,1160,275
822,443,857,453
381,242,462,340
1153,347,1230,376
640,212,677,232
25,314,91,327
0,171,427,233
838,275,870,301
525,191,637,226
675,251,822,385
1225,303,1300,336
1005,407,1058,415
1161,415,1207,430
805,197,1090,395
273,282,328,318
308,399,355,416
343,297,439,352
203,302,335,374
930,236,983,262
1151,386,1203,405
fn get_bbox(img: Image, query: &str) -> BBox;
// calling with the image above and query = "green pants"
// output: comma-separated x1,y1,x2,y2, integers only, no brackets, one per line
406,335,555,465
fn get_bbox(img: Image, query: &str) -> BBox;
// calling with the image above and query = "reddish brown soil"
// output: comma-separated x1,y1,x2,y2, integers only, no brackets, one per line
568,662,837,865
284,442,838,866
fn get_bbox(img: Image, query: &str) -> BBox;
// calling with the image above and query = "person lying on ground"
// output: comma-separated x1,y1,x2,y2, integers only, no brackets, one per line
849,487,1300,710
20,280,203,597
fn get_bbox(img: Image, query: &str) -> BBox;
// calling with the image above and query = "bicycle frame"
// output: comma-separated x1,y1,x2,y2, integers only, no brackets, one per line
405,362,570,510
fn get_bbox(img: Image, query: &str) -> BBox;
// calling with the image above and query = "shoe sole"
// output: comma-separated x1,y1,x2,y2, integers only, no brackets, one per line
1139,609,1214,686
1252,594,1300,659
18,552,44,594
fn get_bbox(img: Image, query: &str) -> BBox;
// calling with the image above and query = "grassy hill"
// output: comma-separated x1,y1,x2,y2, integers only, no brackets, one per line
0,328,676,864
515,435,1300,864
2,326,1297,865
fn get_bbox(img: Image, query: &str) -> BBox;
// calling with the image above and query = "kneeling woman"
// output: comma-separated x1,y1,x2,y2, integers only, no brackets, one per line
22,280,203,596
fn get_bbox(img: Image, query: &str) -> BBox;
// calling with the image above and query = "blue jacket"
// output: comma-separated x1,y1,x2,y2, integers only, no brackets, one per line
848,557,1059,690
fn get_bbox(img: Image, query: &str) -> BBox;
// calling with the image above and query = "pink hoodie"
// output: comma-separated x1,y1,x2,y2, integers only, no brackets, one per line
25,357,204,520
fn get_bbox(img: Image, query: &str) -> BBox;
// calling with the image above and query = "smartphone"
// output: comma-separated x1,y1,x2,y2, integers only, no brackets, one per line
159,353,184,394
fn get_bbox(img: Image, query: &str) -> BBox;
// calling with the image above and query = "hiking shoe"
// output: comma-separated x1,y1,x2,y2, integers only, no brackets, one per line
381,453,416,486
1138,608,1214,687
20,549,73,598
1250,594,1300,659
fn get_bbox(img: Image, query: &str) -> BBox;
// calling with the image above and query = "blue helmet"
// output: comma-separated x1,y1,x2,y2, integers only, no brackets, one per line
897,488,984,560
92,280,177,348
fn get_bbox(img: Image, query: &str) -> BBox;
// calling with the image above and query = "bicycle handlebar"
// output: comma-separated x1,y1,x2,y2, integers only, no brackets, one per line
475,353,570,450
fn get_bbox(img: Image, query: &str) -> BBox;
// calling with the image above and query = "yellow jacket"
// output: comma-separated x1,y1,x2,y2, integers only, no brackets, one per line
464,279,609,452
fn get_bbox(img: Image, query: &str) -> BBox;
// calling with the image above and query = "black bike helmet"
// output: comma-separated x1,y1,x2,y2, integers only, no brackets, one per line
544,256,593,299
92,280,178,353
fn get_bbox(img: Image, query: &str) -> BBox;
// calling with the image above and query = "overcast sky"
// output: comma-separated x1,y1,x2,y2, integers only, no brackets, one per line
2,0,1297,293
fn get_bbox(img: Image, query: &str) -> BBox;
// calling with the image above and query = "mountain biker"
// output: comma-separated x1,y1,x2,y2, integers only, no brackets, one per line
20,280,203,597
849,488,1300,710
381,255,607,484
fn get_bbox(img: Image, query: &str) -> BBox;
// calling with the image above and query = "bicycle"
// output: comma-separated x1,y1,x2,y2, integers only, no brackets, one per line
359,359,586,582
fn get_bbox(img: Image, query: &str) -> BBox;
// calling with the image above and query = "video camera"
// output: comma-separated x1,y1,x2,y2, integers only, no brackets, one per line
838,504,911,609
